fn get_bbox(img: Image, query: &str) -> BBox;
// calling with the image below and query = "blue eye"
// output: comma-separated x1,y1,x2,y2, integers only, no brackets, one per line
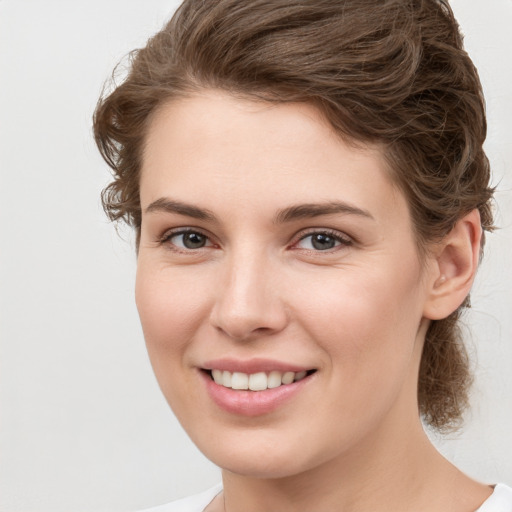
296,231,351,251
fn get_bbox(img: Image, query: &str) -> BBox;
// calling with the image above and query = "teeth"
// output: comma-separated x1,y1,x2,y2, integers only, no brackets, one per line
210,369,310,391
212,369,223,384
222,370,232,388
249,372,267,391
231,372,249,390
267,371,282,389
281,371,295,385
294,371,307,381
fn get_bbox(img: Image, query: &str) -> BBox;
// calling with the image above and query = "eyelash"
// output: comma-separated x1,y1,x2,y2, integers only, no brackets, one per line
157,227,353,254
158,228,215,252
293,229,353,252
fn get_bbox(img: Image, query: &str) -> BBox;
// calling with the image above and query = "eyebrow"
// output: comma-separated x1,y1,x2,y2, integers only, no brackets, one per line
145,198,216,221
273,202,374,224
144,198,373,223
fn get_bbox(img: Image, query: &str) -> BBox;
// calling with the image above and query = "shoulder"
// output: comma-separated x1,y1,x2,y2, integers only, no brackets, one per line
137,484,223,512
478,484,512,512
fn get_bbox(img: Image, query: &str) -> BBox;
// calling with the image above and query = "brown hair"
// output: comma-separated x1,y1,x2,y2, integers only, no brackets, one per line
93,0,494,431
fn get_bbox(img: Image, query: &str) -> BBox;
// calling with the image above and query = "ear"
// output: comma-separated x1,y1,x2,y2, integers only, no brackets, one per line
423,209,482,320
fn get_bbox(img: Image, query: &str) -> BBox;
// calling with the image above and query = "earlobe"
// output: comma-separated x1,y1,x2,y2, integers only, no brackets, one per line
423,209,482,320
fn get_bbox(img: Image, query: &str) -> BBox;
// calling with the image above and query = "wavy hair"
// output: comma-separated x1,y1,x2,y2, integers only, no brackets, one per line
93,0,494,431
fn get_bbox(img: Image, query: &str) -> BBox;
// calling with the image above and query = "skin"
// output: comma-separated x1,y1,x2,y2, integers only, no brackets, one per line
136,91,490,512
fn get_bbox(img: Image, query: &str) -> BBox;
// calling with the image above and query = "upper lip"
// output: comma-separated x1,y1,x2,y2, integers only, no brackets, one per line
201,358,314,374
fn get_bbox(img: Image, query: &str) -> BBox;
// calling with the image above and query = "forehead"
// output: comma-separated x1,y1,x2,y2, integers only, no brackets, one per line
140,91,407,226
143,91,350,168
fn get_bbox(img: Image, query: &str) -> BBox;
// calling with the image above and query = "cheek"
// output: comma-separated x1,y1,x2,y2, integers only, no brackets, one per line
134,263,215,417
295,263,426,378
135,263,212,361
289,268,426,447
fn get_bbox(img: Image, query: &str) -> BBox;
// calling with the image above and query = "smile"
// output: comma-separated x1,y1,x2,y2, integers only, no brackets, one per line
200,362,317,416
210,369,311,391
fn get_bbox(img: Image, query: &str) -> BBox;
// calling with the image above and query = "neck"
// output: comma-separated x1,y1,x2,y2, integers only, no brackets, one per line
216,416,489,512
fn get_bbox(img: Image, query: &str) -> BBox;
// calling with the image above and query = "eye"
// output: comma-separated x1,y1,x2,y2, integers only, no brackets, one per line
161,229,214,250
294,230,352,251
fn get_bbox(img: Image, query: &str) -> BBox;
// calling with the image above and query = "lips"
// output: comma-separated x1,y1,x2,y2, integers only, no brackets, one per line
200,359,316,416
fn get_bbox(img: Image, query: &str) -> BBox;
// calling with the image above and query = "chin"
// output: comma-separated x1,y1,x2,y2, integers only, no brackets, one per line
208,451,308,480
189,426,333,480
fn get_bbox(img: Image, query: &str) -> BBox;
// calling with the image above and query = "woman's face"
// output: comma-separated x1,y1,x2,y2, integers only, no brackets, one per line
136,91,434,478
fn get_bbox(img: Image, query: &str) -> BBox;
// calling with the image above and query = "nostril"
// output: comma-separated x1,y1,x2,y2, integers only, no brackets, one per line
209,287,289,341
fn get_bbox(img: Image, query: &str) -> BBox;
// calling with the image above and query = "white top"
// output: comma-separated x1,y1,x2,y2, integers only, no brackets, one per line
477,484,512,512
140,484,222,512
140,483,512,512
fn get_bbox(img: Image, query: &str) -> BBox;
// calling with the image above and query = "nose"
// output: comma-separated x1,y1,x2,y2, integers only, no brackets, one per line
209,252,288,341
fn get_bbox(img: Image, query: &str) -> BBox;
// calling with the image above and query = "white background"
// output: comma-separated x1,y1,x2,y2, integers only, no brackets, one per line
0,1,511,511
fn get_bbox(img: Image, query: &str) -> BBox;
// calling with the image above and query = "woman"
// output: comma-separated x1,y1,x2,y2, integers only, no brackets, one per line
93,0,512,510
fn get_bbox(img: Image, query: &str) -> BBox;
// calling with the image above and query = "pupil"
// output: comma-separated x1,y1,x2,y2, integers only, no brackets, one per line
184,233,206,249
312,234,335,250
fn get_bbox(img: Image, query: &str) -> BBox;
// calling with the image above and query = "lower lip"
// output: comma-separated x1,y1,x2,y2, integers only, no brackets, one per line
200,371,313,417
